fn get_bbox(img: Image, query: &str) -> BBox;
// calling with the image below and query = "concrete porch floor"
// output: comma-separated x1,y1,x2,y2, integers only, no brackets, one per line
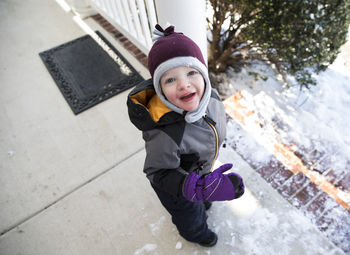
0,0,345,254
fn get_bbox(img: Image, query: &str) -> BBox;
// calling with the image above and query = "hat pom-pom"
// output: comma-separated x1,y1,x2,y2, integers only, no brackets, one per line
152,24,175,42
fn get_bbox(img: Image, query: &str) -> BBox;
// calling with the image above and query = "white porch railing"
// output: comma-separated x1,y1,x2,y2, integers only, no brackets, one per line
70,0,207,61
89,0,157,54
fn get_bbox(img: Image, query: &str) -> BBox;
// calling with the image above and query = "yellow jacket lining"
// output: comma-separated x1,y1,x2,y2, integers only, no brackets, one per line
130,89,172,122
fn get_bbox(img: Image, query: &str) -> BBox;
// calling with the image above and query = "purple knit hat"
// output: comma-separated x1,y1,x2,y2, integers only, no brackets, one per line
148,24,207,78
147,24,212,123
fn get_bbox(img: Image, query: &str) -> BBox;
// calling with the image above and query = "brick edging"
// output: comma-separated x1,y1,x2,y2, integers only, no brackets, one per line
91,14,148,67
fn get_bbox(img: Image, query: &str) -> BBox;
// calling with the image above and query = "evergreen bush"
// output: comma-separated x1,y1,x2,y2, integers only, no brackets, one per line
207,0,350,88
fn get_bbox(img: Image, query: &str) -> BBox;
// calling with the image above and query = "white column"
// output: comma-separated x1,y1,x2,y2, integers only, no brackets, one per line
70,0,97,18
154,0,208,63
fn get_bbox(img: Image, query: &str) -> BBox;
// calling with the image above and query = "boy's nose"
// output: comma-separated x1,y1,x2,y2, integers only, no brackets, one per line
177,77,189,90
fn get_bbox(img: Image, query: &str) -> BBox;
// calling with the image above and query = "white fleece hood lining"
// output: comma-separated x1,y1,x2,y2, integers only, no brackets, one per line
153,56,211,123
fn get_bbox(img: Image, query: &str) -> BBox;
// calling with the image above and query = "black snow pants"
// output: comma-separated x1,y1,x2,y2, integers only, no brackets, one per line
151,183,210,243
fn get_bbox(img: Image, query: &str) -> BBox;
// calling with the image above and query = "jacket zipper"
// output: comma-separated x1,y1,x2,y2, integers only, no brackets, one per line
203,115,219,172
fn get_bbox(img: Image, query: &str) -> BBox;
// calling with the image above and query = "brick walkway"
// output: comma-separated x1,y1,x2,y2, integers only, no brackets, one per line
92,14,350,254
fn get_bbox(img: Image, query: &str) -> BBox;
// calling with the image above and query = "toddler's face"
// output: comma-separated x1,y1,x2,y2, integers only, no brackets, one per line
160,66,205,112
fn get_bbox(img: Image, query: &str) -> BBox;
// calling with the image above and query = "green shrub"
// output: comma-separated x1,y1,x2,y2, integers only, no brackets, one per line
207,0,350,87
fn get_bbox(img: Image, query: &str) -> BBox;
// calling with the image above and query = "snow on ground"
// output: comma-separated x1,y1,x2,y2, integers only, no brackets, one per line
210,40,350,254
214,44,350,178
207,0,350,172
207,201,341,255
210,145,346,255
134,243,157,255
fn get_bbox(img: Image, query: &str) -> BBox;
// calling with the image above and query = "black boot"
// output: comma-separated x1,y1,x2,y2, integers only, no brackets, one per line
198,230,218,247
203,201,212,210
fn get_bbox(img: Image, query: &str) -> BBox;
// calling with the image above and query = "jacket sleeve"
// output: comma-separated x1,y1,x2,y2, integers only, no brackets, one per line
142,128,188,196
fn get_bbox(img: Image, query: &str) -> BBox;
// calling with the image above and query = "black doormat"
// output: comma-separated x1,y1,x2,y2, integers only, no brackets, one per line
39,31,144,114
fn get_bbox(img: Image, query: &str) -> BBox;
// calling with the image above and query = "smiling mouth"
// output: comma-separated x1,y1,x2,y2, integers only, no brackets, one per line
180,93,195,101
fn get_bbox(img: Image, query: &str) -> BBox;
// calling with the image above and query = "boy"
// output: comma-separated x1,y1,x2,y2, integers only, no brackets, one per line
127,25,244,247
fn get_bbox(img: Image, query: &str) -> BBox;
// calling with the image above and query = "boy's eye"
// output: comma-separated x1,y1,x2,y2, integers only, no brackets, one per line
188,70,198,76
165,77,175,84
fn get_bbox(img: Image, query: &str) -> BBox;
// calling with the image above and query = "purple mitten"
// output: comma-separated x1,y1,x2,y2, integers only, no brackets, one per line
183,164,245,202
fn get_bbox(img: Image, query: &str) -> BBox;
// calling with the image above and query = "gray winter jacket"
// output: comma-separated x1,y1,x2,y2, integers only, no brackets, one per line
127,79,227,196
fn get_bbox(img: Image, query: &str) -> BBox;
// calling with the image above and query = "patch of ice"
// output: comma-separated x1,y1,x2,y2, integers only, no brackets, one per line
134,244,157,255
175,241,182,250
149,216,166,236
